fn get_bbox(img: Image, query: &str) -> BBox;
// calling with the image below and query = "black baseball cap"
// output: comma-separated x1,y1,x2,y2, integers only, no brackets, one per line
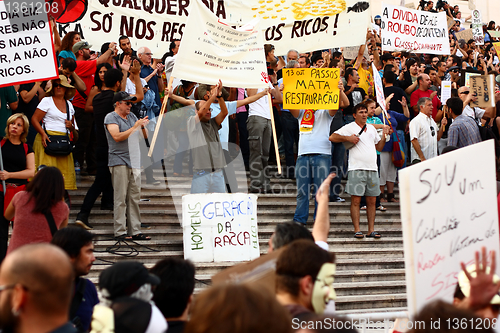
99,261,160,300
113,91,138,104
380,53,395,62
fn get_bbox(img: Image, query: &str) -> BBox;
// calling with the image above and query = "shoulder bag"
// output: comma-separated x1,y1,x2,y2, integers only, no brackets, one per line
343,124,366,150
44,101,73,156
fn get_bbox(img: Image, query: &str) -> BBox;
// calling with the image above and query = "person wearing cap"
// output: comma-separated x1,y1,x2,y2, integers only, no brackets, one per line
31,75,79,190
104,91,150,240
73,40,118,176
443,55,461,81
98,261,168,332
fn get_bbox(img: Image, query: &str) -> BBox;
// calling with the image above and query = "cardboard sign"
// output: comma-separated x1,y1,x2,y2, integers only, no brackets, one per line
282,68,340,109
212,247,284,295
447,16,456,30
399,141,500,315
171,0,268,88
0,2,58,88
380,3,450,55
343,45,369,60
471,10,484,45
455,29,474,42
470,74,495,109
182,193,260,262
489,31,500,38
56,0,369,56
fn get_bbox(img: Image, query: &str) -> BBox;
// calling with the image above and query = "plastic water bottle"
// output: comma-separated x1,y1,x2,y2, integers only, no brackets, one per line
75,161,80,175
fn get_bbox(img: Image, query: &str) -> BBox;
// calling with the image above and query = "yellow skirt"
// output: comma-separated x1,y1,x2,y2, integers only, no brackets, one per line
33,131,77,190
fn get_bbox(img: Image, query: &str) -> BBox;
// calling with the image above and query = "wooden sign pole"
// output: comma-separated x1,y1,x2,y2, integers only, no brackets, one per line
148,76,174,157
267,92,281,174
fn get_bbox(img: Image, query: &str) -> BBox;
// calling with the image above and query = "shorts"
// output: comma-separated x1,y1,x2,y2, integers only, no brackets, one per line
346,170,381,197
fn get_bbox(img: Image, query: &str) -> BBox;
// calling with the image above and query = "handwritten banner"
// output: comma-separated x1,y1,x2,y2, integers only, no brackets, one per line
471,10,484,45
493,42,500,58
172,0,268,88
380,3,450,55
470,75,495,109
399,140,500,315
372,62,386,112
282,68,340,109
489,30,500,38
455,29,474,43
182,193,259,262
56,0,369,56
0,2,58,88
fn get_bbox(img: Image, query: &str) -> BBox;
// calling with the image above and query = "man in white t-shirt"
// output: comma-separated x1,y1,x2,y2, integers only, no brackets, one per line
289,81,349,225
330,104,390,239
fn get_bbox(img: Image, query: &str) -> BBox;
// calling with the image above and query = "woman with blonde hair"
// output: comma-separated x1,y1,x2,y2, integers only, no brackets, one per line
0,113,36,263
31,75,79,191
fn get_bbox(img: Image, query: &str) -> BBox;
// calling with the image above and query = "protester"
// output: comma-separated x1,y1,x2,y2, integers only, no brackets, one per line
0,243,76,333
51,227,99,332
0,86,19,137
58,31,81,63
410,97,447,163
185,284,292,333
330,104,390,238
0,113,35,263
84,63,112,113
118,35,138,63
138,46,165,108
446,97,481,148
104,91,150,240
31,75,78,191
73,40,117,176
290,80,348,225
151,258,195,333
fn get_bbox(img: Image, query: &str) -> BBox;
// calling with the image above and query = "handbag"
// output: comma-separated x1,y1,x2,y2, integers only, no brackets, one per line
0,139,29,215
343,124,366,150
44,101,73,156
392,131,405,168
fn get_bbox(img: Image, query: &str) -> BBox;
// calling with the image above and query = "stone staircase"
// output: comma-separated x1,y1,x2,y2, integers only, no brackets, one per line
68,167,407,315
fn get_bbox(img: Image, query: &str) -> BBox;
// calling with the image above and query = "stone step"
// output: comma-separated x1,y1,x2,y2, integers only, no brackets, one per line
335,294,407,311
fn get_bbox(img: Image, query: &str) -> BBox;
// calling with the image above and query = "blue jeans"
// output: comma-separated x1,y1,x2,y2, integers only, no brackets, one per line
191,170,226,194
293,154,331,224
281,111,299,177
329,142,345,200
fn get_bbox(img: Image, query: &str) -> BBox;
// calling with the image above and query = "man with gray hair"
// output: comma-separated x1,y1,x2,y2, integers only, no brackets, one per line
138,46,165,108
409,97,447,164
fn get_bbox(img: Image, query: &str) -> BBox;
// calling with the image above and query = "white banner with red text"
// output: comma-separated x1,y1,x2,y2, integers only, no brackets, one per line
380,3,450,55
54,0,369,56
171,0,268,88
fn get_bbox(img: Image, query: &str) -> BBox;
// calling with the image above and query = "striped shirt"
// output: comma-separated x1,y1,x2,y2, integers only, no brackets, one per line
410,112,438,161
448,115,481,148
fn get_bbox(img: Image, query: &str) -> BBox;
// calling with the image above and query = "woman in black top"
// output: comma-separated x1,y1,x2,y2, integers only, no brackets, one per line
0,113,36,263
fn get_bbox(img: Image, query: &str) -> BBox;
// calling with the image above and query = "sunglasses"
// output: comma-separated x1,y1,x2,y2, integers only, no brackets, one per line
460,91,469,95
121,101,133,106
430,126,435,137
450,69,459,73
52,82,63,88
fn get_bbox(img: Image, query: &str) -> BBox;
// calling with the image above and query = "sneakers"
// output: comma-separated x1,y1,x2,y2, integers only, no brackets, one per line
141,223,152,229
75,213,93,230
146,178,161,185
330,196,346,202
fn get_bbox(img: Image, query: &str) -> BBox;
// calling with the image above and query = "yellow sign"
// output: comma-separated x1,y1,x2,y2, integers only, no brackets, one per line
282,68,340,110
493,42,500,58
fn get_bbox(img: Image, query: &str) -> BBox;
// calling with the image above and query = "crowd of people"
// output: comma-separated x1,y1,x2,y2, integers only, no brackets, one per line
1,1,500,332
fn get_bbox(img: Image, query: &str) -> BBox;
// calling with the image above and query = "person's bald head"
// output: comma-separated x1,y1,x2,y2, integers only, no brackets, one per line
1,244,74,315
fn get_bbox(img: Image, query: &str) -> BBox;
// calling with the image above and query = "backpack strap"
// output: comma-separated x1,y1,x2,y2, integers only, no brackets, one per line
44,211,58,236
1,139,28,155
69,278,87,320
0,138,5,148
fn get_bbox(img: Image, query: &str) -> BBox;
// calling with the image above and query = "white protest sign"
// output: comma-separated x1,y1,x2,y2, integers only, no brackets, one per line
0,3,58,88
440,80,451,104
172,0,268,88
399,140,500,315
56,0,369,56
182,193,260,262
380,3,450,55
372,63,386,112
471,10,484,45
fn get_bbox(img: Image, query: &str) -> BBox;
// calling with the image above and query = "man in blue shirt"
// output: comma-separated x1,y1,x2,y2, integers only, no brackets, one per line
138,46,165,110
